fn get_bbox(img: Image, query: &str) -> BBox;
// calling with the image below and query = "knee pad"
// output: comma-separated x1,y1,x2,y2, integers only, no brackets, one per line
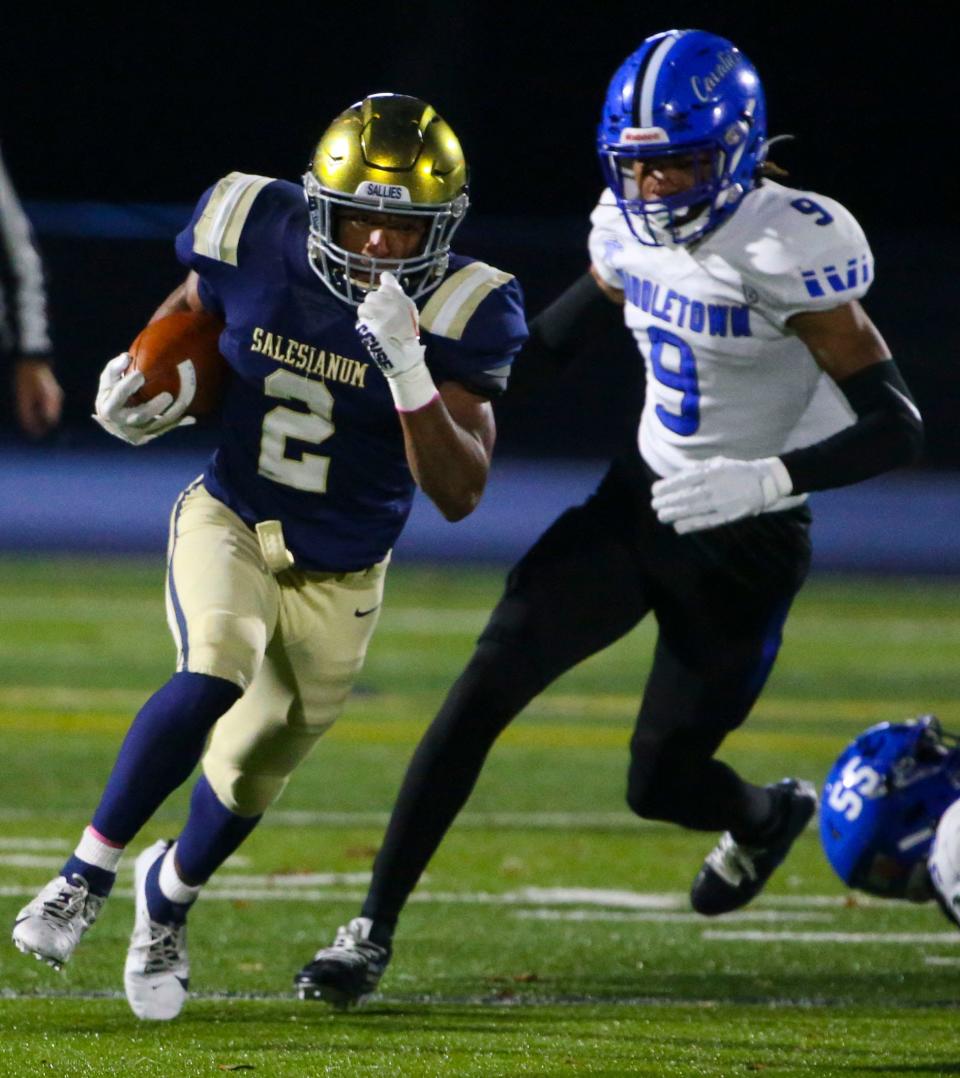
203,719,326,816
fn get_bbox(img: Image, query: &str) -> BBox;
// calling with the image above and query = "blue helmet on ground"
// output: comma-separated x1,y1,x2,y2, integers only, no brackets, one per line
820,716,960,900
597,28,766,246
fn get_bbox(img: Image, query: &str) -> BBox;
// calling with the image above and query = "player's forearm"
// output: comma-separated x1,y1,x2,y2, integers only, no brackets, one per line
13,358,63,438
399,401,491,522
508,271,621,398
148,272,205,324
779,360,924,493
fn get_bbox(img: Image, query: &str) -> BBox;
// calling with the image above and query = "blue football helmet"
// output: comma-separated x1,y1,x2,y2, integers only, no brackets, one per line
820,716,960,900
597,29,766,246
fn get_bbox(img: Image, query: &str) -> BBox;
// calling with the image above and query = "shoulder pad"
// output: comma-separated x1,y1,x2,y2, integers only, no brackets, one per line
191,172,274,266
737,182,869,269
720,182,874,320
589,189,627,288
419,261,515,341
592,187,620,216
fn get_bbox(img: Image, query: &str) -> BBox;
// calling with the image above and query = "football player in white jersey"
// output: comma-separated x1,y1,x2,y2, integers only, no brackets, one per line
295,29,924,1007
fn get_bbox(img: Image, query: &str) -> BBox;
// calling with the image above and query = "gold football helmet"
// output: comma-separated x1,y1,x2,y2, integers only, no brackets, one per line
304,93,469,305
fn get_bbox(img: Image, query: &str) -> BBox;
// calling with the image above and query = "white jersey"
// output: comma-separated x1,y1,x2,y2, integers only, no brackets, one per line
589,180,873,509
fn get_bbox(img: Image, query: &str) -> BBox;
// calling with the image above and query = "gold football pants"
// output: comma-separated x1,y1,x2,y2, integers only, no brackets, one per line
165,481,387,815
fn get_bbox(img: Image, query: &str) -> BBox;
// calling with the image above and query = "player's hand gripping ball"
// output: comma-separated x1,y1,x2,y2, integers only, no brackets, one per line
127,310,227,417
94,311,227,446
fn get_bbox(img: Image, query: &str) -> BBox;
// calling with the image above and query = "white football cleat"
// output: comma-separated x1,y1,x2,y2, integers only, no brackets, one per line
124,840,189,1021
12,874,105,970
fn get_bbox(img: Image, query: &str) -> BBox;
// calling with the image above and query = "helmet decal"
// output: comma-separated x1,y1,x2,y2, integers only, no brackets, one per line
690,49,740,103
354,182,412,203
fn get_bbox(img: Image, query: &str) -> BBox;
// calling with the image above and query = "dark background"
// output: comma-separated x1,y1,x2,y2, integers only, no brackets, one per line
2,3,957,462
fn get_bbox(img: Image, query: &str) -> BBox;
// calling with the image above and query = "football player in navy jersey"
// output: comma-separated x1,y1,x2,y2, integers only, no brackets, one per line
11,93,526,1020
295,31,925,1008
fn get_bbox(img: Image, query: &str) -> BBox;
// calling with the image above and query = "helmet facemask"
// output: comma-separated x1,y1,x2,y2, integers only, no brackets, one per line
304,174,468,305
303,94,469,306
599,118,761,247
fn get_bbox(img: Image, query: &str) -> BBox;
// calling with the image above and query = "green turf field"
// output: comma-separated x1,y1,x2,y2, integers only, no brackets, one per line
1,556,959,1076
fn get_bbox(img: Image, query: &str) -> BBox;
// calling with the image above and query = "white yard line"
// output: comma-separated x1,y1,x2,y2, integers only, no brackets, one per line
0,838,71,850
0,847,250,868
192,872,373,887
0,987,889,1007
515,909,834,924
267,810,661,830
0,855,73,869
703,930,960,944
0,881,911,917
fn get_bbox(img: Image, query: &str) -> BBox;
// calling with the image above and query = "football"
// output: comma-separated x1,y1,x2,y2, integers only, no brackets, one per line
128,309,228,418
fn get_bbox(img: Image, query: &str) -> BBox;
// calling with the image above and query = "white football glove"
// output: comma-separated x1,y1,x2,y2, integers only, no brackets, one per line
355,271,437,412
93,352,196,446
650,455,793,534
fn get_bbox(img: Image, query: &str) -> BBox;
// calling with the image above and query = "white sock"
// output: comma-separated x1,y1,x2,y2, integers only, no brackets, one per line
74,826,123,873
158,843,202,906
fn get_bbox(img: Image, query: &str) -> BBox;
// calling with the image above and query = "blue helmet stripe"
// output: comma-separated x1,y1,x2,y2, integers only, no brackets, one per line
638,32,681,128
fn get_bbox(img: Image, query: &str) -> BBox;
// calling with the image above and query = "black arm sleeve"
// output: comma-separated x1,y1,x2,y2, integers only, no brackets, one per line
506,272,623,397
780,359,924,493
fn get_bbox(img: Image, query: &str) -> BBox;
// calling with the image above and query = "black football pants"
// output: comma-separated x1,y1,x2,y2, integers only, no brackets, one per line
362,451,812,927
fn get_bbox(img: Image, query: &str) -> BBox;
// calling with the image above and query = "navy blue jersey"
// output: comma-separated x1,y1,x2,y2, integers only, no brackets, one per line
175,173,527,572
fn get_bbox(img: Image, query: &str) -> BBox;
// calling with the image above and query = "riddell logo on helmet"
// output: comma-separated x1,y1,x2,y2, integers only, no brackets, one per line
620,127,669,144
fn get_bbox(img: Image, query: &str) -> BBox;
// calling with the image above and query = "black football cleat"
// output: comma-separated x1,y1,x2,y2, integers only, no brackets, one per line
690,778,818,916
294,917,390,1009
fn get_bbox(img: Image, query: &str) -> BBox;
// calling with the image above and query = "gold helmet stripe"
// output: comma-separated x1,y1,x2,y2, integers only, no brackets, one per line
420,262,514,341
193,172,273,266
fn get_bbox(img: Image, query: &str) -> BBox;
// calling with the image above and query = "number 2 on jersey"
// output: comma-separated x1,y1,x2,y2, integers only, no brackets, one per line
258,370,334,492
648,326,700,436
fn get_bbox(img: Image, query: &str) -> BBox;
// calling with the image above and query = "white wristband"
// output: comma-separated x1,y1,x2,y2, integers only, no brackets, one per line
387,363,439,413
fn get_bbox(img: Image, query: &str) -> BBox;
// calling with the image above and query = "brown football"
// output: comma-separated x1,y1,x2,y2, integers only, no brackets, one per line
128,309,228,418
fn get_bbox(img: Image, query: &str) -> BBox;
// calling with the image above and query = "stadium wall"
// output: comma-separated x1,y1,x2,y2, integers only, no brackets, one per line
3,205,954,575
0,447,956,575
9,206,959,469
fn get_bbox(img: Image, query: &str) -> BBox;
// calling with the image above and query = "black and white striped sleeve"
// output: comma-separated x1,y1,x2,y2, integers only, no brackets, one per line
0,146,53,360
